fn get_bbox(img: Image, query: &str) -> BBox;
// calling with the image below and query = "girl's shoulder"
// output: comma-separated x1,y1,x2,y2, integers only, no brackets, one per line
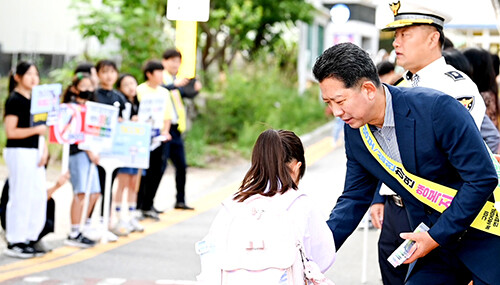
5,91,28,107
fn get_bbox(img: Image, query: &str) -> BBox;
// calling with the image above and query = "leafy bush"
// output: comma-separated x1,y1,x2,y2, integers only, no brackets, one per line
184,65,327,165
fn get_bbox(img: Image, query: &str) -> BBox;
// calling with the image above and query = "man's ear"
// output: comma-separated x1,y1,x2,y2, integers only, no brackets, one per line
361,81,378,100
428,29,441,49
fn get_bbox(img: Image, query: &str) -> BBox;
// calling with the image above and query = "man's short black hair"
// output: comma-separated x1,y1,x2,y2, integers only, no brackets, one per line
313,42,380,88
162,49,182,60
143,60,164,81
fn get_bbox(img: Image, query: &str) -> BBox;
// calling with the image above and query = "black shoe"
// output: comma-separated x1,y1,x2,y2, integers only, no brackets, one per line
152,206,164,214
174,202,194,210
141,210,160,221
64,233,96,248
4,243,36,259
29,240,47,256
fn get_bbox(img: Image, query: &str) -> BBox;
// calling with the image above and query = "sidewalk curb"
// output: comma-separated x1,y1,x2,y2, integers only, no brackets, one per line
300,120,335,147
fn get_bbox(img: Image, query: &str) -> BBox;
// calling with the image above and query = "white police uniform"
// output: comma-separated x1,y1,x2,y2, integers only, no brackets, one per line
403,57,486,129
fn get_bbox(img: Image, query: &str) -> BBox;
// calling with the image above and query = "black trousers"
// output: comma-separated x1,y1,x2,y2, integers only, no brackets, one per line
406,247,488,285
137,141,167,211
378,197,412,285
1,179,53,242
162,127,187,204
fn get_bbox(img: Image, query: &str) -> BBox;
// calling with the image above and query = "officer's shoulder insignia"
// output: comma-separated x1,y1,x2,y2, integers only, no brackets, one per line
444,71,465,81
456,96,474,111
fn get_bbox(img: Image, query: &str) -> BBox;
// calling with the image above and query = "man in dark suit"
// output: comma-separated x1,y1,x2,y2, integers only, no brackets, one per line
313,42,500,284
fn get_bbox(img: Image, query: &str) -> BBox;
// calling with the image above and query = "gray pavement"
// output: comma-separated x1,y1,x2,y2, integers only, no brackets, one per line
0,122,383,285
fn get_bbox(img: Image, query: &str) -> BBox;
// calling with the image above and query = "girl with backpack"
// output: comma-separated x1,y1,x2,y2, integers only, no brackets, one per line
197,129,336,284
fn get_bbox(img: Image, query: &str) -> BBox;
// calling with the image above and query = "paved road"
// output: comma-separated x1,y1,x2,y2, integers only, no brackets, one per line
0,124,383,285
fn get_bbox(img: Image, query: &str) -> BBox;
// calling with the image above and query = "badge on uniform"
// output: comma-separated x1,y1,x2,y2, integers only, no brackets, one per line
444,71,465,81
456,96,475,111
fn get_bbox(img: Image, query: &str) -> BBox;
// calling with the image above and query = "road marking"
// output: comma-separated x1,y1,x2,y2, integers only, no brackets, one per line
156,280,197,284
22,276,49,282
0,137,335,283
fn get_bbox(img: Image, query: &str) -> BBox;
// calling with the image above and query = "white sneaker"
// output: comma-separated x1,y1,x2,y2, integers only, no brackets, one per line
111,220,131,237
83,224,103,242
128,217,144,233
101,230,119,242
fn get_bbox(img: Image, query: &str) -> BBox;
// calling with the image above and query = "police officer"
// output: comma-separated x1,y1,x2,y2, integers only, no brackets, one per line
370,1,500,284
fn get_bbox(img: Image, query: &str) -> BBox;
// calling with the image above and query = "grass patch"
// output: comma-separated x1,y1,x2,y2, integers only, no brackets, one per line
184,65,328,165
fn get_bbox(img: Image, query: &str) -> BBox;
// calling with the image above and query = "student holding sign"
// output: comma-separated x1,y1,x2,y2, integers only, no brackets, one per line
3,62,48,258
136,60,174,220
93,60,127,242
112,74,144,234
62,73,100,248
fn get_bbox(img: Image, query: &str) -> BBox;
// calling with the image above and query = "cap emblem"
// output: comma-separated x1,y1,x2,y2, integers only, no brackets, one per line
390,1,401,16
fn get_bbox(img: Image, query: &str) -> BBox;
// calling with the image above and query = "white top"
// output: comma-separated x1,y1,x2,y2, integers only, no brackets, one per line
404,56,486,129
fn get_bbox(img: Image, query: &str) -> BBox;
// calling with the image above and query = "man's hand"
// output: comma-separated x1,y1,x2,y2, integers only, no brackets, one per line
400,231,439,264
370,203,385,229
194,80,202,91
174,78,190,87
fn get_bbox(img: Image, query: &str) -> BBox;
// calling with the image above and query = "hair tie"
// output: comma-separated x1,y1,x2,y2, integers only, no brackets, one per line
76,72,84,80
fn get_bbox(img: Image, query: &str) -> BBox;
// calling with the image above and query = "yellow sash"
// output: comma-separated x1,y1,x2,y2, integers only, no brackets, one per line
163,72,187,133
360,124,500,236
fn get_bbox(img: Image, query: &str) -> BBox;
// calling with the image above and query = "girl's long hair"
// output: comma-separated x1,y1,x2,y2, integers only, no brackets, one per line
233,129,305,202
8,61,38,94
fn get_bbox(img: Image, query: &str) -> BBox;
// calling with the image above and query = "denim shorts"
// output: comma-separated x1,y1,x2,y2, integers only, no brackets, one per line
69,152,101,194
117,167,139,175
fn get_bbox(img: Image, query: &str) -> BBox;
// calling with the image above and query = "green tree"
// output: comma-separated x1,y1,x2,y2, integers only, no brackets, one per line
200,0,315,71
71,0,315,80
71,0,172,79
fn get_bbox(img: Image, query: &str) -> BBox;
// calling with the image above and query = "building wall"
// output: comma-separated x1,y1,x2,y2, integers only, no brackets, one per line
298,1,379,93
0,0,117,76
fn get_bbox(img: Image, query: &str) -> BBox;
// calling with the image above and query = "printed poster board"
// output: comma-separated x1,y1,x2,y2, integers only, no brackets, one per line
137,94,166,138
49,103,86,144
78,101,119,152
100,121,151,169
30,83,62,126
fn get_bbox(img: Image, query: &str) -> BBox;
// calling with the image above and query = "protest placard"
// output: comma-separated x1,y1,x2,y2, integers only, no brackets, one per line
49,103,86,145
30,83,62,126
78,101,119,152
100,121,151,169
137,94,166,137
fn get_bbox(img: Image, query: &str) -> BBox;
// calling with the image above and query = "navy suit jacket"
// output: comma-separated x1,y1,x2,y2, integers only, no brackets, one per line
327,84,500,283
